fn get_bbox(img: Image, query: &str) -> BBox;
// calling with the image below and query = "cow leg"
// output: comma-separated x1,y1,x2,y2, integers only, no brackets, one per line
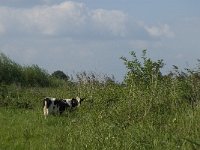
43,100,48,119
59,105,66,115
43,107,48,119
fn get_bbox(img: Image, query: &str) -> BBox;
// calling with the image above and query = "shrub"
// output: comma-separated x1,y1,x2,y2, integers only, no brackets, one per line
0,53,23,84
51,70,70,81
22,65,50,87
0,53,53,87
121,49,164,91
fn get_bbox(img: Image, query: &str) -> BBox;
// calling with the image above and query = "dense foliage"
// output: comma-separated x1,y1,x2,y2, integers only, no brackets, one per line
0,50,200,149
0,53,51,87
51,70,70,81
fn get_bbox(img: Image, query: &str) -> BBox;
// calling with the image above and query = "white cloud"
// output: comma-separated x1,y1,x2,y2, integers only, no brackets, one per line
20,1,87,35
91,9,127,36
0,1,127,37
144,24,175,38
0,1,175,40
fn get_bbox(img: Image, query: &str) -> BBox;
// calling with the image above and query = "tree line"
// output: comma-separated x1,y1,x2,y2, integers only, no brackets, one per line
1,50,200,109
1,50,200,106
0,53,70,87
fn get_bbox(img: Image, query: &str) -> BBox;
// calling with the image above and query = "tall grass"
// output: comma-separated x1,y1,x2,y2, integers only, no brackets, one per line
0,50,200,149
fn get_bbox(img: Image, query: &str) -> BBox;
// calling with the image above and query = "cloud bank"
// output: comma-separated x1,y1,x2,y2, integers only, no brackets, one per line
0,1,175,39
0,1,129,37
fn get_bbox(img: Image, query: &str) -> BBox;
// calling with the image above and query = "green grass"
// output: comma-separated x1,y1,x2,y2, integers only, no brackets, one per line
1,50,200,149
0,86,200,150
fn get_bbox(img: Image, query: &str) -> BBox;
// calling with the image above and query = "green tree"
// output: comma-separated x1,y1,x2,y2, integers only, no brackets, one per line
121,49,164,89
0,53,23,84
23,65,50,87
52,70,69,81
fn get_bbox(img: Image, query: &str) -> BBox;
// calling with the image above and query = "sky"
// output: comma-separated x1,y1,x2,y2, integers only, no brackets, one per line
0,0,200,81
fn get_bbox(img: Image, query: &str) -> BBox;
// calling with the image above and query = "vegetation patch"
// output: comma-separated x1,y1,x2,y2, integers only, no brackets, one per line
0,50,200,149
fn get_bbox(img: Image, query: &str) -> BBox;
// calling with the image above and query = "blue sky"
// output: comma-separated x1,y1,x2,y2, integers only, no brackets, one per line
0,0,200,81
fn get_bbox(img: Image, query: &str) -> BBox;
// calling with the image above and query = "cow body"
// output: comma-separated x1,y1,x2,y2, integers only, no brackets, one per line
43,97,84,118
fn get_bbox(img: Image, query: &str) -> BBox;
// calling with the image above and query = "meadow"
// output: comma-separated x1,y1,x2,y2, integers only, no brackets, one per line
0,50,200,149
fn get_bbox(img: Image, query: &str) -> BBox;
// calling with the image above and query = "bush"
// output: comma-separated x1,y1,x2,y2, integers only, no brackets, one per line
51,70,70,81
22,65,50,87
121,49,164,90
0,53,51,87
120,49,197,119
0,53,23,84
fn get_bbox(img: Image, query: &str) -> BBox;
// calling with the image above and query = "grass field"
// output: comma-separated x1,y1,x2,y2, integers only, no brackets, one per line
0,85,200,150
1,51,200,149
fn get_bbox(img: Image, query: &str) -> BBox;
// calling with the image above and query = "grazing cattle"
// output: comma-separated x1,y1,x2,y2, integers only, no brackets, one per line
43,97,84,118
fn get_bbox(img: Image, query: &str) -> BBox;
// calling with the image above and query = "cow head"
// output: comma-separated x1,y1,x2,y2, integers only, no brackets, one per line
71,97,85,107
77,96,85,103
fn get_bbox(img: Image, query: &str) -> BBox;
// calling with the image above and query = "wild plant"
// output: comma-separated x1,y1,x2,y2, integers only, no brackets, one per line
121,50,166,117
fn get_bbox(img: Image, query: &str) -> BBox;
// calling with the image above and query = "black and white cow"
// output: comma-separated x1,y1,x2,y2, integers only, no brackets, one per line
43,97,84,118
